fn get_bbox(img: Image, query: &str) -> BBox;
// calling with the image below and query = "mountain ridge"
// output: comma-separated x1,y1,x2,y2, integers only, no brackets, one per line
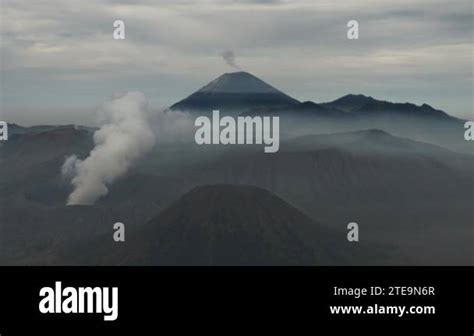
168,71,461,122
322,94,454,120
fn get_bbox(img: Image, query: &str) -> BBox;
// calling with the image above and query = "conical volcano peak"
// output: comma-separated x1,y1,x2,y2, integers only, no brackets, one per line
199,71,286,94
101,184,364,265
170,71,299,112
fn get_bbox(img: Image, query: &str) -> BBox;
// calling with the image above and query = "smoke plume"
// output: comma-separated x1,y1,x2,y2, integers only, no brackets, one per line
152,109,194,143
220,50,241,70
62,92,156,205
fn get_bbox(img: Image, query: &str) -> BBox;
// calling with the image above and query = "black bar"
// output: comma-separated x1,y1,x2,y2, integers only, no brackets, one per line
0,267,472,335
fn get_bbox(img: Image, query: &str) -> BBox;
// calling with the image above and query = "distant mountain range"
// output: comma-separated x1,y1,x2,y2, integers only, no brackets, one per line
322,94,452,119
6,123,94,136
169,71,463,123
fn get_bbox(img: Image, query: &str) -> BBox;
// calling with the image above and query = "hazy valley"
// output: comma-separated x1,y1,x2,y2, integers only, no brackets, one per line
0,72,472,266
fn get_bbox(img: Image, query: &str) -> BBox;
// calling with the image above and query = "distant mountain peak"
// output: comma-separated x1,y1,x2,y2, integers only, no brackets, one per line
108,184,362,265
300,101,320,107
324,94,376,112
338,93,374,101
353,128,391,137
170,72,299,113
421,103,435,110
199,71,286,94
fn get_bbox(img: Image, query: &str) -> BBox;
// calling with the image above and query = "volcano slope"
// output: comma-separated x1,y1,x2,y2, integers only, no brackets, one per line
176,130,474,265
61,185,384,266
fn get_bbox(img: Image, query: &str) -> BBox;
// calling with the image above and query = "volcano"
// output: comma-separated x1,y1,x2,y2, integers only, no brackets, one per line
170,71,299,114
60,185,380,265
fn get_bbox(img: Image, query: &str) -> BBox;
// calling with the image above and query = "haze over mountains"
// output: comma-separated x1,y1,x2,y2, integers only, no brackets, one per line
169,71,468,153
0,71,472,266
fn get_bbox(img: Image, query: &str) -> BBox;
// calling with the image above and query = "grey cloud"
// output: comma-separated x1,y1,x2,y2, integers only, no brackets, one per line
1,0,472,122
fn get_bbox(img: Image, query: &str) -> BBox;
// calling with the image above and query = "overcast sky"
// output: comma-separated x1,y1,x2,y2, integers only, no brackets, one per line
1,0,472,125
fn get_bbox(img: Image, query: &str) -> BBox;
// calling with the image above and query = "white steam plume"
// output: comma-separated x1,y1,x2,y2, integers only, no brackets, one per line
62,92,156,205
220,50,241,70
152,108,194,143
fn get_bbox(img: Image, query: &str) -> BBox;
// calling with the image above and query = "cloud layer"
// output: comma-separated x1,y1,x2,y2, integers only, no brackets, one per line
2,0,473,122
